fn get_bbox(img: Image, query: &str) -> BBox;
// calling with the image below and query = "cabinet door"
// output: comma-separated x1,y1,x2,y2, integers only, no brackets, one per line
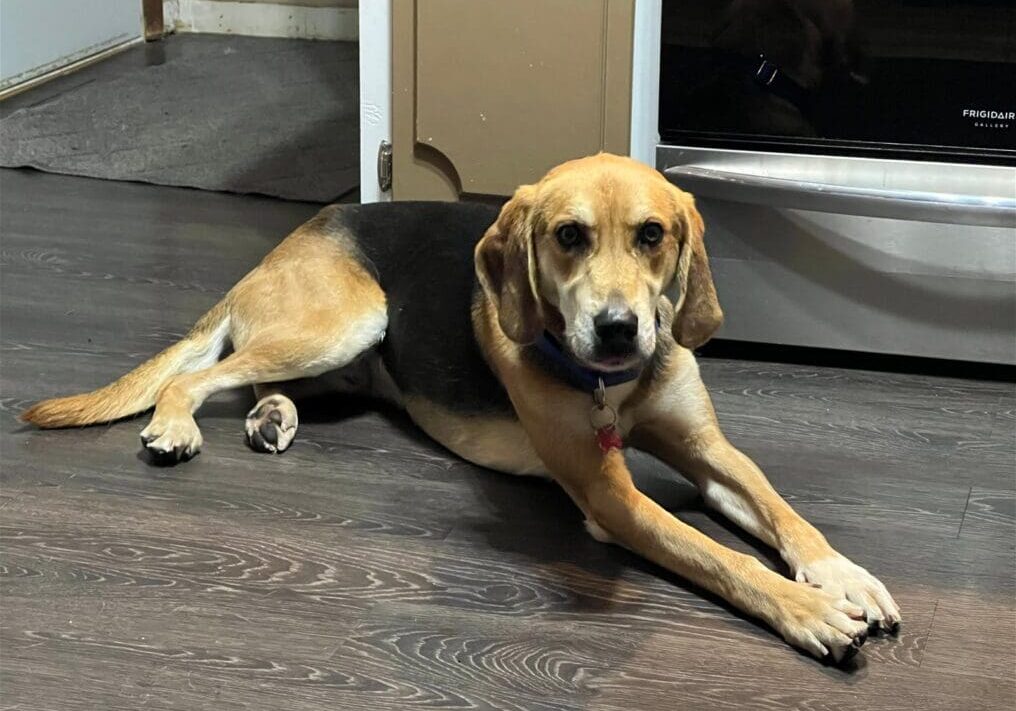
392,0,634,200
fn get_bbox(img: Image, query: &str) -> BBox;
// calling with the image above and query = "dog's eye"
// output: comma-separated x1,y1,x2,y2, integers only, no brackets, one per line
638,222,664,246
555,223,585,249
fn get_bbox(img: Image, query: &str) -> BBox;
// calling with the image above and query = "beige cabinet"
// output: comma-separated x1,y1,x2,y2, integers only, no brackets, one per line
391,0,636,200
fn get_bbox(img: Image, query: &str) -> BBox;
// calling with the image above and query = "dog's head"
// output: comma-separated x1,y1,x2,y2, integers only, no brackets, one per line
475,153,722,372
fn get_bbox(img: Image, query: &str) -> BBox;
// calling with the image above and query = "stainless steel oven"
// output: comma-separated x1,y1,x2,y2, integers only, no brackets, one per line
656,0,1016,364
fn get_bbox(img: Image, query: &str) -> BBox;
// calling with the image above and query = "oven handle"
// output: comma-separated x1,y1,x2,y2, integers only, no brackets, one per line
664,165,1016,228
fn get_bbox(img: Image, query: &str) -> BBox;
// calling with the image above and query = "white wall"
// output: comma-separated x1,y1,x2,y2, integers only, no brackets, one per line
0,0,142,89
169,0,358,40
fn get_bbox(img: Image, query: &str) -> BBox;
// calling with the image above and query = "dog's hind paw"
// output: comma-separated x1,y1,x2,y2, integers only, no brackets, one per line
245,395,298,454
141,416,202,463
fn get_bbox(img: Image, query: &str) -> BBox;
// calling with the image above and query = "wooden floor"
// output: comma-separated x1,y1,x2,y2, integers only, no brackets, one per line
1,169,1013,710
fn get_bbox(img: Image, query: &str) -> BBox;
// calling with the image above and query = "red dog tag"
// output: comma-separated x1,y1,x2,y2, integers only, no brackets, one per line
596,425,623,453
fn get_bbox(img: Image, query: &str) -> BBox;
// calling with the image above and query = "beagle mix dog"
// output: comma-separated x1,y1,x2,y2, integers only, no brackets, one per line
22,153,900,664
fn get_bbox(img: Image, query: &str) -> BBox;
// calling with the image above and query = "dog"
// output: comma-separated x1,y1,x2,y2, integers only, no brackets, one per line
22,153,900,663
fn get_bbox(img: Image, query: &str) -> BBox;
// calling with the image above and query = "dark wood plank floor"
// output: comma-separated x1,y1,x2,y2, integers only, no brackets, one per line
2,169,1013,710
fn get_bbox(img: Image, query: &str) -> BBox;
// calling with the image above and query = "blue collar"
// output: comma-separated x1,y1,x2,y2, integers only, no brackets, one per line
532,330,644,392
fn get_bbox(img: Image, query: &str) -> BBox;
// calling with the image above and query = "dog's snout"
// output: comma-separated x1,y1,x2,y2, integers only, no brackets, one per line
593,308,638,356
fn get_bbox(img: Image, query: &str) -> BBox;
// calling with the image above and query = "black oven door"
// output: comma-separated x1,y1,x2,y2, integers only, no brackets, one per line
659,0,1016,165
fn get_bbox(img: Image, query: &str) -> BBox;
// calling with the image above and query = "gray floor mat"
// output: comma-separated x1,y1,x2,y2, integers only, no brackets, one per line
0,34,358,202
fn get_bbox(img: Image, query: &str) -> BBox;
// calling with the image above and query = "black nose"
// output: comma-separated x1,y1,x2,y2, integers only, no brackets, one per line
594,309,639,356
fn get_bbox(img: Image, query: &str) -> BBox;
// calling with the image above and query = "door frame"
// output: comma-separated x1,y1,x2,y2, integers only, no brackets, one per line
359,0,393,203
630,0,661,165
358,0,659,203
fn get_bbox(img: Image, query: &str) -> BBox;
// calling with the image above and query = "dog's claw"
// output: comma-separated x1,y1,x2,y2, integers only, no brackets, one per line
823,633,865,667
144,443,196,465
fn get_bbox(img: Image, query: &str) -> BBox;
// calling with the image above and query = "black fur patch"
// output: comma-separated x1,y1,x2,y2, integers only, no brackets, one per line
319,202,514,416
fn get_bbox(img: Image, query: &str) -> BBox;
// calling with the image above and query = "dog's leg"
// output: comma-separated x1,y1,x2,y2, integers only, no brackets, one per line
138,218,388,462
141,307,385,462
140,337,341,461
631,350,901,634
528,430,870,663
636,423,901,634
489,354,867,661
245,384,299,454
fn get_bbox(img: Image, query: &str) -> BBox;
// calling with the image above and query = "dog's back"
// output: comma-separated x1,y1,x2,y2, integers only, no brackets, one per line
317,201,513,416
21,200,509,429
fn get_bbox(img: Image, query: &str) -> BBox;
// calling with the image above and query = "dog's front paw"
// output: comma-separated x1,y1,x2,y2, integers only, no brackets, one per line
245,395,298,454
795,554,901,635
140,416,202,463
769,577,871,664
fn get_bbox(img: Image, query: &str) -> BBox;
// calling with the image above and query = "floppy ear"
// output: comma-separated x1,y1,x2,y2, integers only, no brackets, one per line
474,184,542,343
671,194,723,349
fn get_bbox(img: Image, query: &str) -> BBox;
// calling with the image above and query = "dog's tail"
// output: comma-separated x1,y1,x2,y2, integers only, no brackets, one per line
20,300,231,428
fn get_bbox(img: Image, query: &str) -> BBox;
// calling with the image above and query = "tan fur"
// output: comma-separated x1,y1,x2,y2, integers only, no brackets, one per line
474,184,542,343
404,396,548,476
475,153,722,365
473,153,898,661
22,220,387,453
20,301,230,428
23,153,898,661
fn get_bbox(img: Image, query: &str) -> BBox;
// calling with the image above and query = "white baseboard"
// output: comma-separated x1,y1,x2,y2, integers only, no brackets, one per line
169,0,358,40
0,37,143,100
